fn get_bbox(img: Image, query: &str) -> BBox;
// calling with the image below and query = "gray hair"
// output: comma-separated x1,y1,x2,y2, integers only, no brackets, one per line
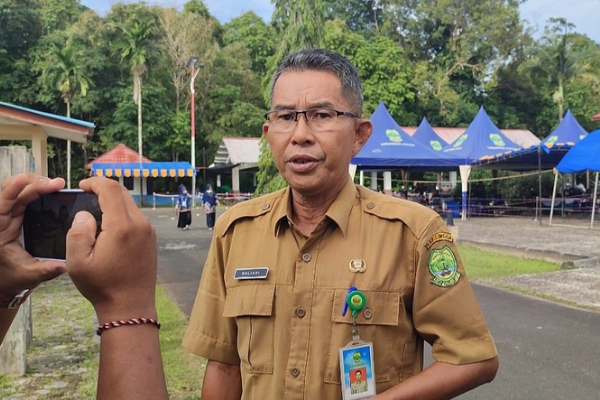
269,48,364,116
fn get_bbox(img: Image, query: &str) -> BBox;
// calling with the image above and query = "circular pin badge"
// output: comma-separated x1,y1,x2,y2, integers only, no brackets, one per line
348,259,367,273
346,290,366,312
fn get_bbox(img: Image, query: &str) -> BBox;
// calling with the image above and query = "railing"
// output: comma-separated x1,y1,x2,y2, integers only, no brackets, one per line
151,192,252,209
216,192,252,207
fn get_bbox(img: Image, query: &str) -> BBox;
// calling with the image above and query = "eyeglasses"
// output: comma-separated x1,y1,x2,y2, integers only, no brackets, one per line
264,108,359,133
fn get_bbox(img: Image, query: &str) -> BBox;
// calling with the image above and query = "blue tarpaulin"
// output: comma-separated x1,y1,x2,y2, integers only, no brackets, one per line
91,162,195,178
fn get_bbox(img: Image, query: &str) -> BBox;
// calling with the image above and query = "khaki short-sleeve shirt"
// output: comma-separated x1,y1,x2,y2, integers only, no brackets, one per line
183,178,497,399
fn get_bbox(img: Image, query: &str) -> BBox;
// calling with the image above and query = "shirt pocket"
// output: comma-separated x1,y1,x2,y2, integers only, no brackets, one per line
223,284,275,374
324,289,416,385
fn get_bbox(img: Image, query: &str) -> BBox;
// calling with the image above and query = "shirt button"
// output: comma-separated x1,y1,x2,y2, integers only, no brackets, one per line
366,202,375,210
296,308,306,318
302,253,312,262
363,308,372,319
262,203,270,210
290,367,300,377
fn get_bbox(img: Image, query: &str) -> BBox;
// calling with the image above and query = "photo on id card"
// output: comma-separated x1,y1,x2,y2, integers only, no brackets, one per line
339,342,376,399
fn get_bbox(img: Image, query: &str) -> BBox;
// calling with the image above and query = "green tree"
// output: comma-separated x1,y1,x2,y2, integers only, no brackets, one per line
271,0,325,67
380,0,527,125
223,11,275,76
159,6,216,111
38,0,82,34
323,20,415,122
0,0,43,102
519,19,600,122
38,42,92,187
322,0,383,36
112,20,156,163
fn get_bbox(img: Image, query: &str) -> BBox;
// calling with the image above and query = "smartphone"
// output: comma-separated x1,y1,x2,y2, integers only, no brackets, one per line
22,190,102,261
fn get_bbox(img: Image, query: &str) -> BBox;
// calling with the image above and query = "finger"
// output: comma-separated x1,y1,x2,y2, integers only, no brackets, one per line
78,177,132,226
80,177,147,228
14,174,65,208
0,243,66,293
0,174,29,208
26,260,67,285
66,211,97,268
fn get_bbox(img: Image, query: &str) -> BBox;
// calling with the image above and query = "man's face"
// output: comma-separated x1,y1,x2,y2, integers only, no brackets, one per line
263,70,372,197
355,371,362,381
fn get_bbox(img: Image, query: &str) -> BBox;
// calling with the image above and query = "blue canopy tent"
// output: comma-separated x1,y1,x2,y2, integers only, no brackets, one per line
441,106,524,219
472,110,586,222
351,103,459,169
472,109,587,171
412,117,450,152
549,129,600,229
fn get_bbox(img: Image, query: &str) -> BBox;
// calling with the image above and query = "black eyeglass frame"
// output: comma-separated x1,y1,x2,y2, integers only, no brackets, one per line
264,108,359,122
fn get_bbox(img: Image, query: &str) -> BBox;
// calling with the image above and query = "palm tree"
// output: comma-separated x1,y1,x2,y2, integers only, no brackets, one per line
519,30,599,122
113,21,154,164
43,43,92,188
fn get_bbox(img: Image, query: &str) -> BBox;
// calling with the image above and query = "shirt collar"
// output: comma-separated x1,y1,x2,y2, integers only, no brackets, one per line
272,176,357,237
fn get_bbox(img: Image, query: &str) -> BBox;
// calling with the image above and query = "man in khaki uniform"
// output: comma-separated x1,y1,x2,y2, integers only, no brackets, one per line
183,48,499,399
351,370,368,394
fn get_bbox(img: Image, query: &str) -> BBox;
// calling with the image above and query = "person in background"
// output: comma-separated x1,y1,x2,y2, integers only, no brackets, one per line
183,48,498,399
202,184,218,231
175,184,192,230
0,173,168,399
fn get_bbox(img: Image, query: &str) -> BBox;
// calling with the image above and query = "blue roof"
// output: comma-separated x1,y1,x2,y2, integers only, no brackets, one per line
441,106,522,164
0,101,95,129
351,102,459,169
556,129,600,173
412,117,449,151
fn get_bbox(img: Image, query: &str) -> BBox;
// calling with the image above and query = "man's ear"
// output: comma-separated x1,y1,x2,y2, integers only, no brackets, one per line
352,119,373,156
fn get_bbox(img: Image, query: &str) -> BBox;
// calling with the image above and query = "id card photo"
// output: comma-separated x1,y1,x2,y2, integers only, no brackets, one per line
339,342,376,399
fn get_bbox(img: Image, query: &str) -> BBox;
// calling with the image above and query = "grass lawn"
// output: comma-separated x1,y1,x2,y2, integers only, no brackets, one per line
457,243,561,280
0,244,561,398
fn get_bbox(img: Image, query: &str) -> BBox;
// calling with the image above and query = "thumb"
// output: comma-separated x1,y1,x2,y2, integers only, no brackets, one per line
66,211,97,266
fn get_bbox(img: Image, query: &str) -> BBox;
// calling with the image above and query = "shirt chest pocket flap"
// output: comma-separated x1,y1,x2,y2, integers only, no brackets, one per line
223,284,275,374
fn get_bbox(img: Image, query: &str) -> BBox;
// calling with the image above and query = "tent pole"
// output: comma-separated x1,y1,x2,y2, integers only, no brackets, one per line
549,169,559,226
590,172,598,229
537,146,542,225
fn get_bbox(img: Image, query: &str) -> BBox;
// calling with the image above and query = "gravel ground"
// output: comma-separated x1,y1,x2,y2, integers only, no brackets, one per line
454,216,600,311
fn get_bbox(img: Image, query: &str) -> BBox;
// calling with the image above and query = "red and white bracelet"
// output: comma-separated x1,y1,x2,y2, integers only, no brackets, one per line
96,317,161,336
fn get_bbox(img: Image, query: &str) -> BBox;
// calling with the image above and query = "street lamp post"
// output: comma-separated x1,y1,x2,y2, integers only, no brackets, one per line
187,56,200,207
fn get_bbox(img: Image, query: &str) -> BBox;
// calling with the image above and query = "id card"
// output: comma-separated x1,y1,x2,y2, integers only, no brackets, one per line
339,341,376,399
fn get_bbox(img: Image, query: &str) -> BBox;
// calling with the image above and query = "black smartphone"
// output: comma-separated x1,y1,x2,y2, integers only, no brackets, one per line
22,190,102,261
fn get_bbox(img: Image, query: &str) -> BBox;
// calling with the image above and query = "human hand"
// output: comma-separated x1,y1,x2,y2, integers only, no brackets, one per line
66,177,158,321
0,174,66,296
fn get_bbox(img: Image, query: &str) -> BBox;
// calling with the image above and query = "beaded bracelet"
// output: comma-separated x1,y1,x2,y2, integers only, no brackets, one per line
96,317,161,336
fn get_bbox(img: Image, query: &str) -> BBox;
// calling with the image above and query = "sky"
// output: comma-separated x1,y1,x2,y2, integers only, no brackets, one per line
80,0,600,43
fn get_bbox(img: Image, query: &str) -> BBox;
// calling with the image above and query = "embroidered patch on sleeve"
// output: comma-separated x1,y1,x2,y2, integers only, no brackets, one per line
425,232,454,249
428,245,461,287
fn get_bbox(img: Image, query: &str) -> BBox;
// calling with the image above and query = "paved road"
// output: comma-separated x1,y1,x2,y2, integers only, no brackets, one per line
145,208,600,399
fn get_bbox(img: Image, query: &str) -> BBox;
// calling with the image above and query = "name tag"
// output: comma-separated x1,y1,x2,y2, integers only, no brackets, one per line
234,267,269,280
